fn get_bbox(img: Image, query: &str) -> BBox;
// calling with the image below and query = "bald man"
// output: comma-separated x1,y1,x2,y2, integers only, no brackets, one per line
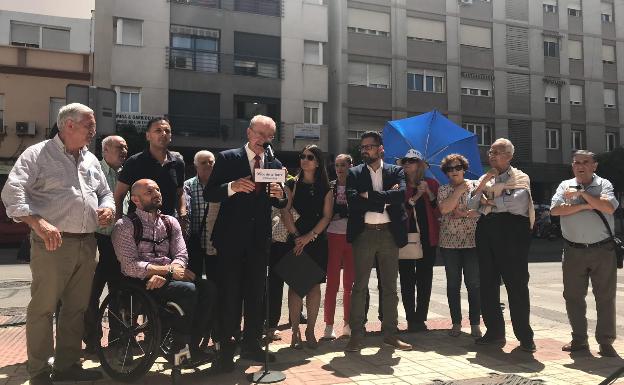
112,179,215,364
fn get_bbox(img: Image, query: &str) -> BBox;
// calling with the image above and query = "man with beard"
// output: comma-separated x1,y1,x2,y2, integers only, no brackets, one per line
344,131,412,352
112,179,215,362
114,118,187,227
84,135,128,353
468,138,536,352
1,103,114,385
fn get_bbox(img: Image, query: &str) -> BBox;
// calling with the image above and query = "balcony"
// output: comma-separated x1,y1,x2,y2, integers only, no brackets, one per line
166,48,283,79
168,116,283,142
170,0,283,17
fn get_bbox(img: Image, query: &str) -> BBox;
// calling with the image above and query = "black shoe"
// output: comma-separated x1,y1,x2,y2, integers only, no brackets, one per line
51,364,103,382
475,334,506,346
30,372,52,385
520,340,537,353
240,348,276,363
184,349,214,368
407,321,428,333
209,356,235,374
562,341,589,352
599,344,619,357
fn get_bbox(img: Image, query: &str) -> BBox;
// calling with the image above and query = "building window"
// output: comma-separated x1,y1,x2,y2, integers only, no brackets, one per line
604,88,616,108
303,101,322,124
568,40,583,60
543,1,558,13
407,70,445,93
602,45,615,64
347,8,390,37
606,133,617,151
406,17,445,42
114,18,142,46
461,77,492,97
568,2,582,17
115,87,140,113
234,0,281,17
572,130,584,150
304,40,323,65
601,1,613,22
546,128,559,149
348,62,391,88
544,84,559,103
49,97,64,129
459,25,492,49
10,21,70,50
544,38,559,57
170,26,219,72
569,84,583,105
463,123,493,146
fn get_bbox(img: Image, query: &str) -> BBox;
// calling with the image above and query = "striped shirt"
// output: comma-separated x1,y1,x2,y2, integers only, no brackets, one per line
184,176,219,255
112,208,188,279
96,159,120,236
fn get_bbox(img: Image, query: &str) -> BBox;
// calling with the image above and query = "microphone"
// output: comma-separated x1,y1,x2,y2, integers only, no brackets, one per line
263,142,275,162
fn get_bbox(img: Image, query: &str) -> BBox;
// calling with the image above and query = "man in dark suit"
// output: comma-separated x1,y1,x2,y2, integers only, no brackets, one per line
345,131,412,352
204,115,287,372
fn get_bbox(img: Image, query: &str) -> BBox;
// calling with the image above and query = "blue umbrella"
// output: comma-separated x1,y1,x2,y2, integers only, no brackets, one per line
382,110,484,184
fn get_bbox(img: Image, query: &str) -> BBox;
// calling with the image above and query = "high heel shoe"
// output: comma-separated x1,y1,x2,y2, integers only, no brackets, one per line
305,329,318,349
290,328,303,349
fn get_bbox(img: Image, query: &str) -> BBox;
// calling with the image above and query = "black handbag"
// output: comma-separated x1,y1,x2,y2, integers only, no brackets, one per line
593,209,624,269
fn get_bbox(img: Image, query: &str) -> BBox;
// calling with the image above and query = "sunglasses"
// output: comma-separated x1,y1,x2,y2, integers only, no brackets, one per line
299,154,316,161
443,165,465,172
403,158,421,164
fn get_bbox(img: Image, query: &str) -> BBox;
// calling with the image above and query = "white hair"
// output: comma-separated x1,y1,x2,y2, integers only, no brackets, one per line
194,150,215,165
57,103,93,131
101,135,124,152
492,138,515,156
249,115,276,130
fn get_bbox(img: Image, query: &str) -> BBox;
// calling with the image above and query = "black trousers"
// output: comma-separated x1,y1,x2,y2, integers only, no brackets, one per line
216,243,266,357
188,249,218,283
267,241,291,328
476,213,534,342
84,233,122,345
398,244,437,323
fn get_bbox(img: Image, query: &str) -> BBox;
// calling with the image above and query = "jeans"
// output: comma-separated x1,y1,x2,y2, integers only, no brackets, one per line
440,247,481,325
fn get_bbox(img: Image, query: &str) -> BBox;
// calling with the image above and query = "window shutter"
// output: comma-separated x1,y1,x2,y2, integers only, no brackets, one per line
604,88,616,107
568,1,581,10
569,85,583,104
369,64,390,87
460,25,491,48
42,27,69,51
304,41,320,64
347,8,390,33
406,18,445,41
348,62,367,85
602,45,615,62
461,77,492,90
506,0,528,21
506,26,529,67
508,119,532,161
10,22,39,46
545,84,558,99
601,1,613,16
568,40,582,59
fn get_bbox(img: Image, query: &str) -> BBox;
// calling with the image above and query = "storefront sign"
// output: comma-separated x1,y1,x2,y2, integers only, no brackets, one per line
294,124,321,140
116,113,163,131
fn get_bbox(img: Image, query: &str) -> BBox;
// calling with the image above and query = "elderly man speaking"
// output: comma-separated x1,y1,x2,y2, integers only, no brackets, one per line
1,103,114,385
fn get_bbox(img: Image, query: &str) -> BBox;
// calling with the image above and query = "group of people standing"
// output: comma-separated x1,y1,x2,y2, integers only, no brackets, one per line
1,103,620,385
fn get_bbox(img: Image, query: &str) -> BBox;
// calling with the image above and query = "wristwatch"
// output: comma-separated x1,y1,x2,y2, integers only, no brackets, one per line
166,264,174,280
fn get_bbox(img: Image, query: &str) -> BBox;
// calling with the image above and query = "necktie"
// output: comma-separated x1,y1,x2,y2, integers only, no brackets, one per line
254,155,262,194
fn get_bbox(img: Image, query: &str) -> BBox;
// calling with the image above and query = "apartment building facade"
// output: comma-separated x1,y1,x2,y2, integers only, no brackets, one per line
328,0,624,202
0,10,91,162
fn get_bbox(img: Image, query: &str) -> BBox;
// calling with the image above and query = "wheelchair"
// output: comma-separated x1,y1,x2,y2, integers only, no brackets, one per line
95,279,194,383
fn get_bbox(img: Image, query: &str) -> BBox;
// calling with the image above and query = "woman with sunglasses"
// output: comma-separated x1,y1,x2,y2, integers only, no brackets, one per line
437,154,482,337
282,145,333,349
396,149,440,333
323,154,354,340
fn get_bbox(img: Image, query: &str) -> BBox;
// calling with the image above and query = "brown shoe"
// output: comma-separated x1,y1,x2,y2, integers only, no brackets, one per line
383,335,412,351
599,344,619,357
562,341,589,352
345,335,362,352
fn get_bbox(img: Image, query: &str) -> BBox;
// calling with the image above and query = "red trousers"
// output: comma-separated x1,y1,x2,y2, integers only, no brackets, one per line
324,232,354,325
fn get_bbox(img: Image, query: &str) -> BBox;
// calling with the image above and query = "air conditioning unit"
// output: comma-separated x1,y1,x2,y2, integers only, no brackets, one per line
16,121,36,136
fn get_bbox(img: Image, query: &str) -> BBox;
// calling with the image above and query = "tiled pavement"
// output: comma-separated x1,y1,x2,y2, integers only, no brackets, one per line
2,262,624,385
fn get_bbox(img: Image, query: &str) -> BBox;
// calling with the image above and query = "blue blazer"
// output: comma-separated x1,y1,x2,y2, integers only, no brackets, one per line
346,162,408,248
203,146,287,252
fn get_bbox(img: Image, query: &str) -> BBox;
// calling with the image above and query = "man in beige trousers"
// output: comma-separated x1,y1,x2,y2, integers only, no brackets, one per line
1,103,115,385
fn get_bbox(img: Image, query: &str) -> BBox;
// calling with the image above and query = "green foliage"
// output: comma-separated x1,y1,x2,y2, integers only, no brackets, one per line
596,147,624,193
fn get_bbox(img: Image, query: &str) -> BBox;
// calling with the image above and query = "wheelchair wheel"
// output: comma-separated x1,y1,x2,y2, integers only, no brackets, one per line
97,283,162,382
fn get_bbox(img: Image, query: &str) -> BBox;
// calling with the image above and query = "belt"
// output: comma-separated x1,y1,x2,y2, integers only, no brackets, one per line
364,223,390,230
565,237,612,249
61,232,94,238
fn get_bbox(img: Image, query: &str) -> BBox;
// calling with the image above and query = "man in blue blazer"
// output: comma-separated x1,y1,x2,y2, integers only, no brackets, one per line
345,131,412,352
204,115,287,372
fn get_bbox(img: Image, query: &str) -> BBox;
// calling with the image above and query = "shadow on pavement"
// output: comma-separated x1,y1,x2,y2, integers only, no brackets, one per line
564,351,624,379
324,345,400,377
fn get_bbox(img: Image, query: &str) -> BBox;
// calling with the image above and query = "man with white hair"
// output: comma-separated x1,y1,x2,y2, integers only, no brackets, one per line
83,135,128,353
468,138,536,352
1,103,114,384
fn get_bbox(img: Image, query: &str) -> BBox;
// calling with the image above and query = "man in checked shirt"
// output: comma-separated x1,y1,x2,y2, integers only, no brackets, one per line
112,178,215,363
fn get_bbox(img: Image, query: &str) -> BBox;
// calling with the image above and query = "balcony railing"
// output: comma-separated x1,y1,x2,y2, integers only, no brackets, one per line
166,48,284,79
168,116,282,141
170,0,283,17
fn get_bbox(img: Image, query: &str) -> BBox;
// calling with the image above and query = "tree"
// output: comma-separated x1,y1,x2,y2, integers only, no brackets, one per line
596,147,624,195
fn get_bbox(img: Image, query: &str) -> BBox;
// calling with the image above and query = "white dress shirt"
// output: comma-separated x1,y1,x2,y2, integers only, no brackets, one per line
364,161,391,224
227,143,265,197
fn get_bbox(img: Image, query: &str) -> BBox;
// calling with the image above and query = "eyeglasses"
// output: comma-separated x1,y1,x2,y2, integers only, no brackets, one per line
299,154,315,161
249,126,275,141
443,165,465,173
359,144,380,151
487,150,508,156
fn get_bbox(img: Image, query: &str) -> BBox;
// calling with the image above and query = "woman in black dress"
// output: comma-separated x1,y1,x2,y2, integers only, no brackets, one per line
282,145,333,349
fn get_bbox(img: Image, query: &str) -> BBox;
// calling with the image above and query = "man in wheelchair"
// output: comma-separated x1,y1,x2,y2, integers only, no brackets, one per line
112,178,215,366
